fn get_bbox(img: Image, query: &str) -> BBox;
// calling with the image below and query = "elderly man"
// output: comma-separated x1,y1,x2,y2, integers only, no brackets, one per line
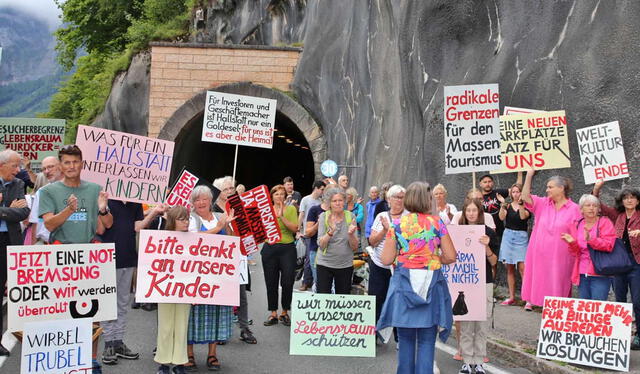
364,185,380,240
27,156,63,244
338,175,349,190
0,150,30,356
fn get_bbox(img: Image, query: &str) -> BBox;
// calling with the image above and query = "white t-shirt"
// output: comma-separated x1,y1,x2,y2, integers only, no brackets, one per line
28,191,51,242
299,194,321,232
189,213,218,232
450,211,496,229
369,210,409,269
436,203,458,225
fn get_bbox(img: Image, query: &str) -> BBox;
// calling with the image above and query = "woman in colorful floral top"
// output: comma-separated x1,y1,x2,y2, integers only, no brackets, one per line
378,181,456,374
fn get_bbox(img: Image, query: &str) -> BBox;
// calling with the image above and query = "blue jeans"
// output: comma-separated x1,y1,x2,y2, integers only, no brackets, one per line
302,238,313,286
309,249,317,283
614,261,640,336
396,327,437,374
578,274,611,300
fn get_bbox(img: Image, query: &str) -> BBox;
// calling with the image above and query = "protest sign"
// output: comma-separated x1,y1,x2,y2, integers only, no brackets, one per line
290,293,375,357
7,243,117,332
503,106,544,115
576,121,628,184
493,110,571,173
21,318,92,374
202,91,277,149
239,255,248,285
136,230,241,306
75,125,174,205
442,225,486,321
165,168,199,210
0,117,65,173
227,185,282,256
537,297,632,371
443,84,501,174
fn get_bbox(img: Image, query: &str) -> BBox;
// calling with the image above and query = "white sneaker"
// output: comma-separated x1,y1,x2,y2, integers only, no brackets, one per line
433,361,440,374
475,364,487,374
459,363,472,374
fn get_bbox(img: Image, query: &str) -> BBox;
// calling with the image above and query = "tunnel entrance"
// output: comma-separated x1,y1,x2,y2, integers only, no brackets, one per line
159,83,326,196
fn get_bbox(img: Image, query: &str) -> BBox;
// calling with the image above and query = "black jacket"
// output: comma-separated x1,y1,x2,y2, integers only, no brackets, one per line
0,178,30,245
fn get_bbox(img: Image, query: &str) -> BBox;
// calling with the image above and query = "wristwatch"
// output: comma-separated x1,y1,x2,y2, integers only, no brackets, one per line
99,207,111,216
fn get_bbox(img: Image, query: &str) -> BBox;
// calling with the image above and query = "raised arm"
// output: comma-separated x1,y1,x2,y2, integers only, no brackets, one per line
521,169,535,205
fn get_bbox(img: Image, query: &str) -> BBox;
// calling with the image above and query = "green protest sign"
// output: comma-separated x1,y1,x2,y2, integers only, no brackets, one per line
0,117,65,173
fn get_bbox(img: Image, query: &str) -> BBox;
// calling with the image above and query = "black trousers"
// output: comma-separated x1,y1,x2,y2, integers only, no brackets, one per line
261,242,297,311
367,259,392,323
0,232,10,335
316,264,353,295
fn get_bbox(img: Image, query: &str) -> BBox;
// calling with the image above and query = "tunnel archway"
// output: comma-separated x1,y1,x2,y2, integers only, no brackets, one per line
158,82,326,195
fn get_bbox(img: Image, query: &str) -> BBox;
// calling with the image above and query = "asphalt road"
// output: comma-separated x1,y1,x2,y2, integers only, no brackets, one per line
1,259,533,374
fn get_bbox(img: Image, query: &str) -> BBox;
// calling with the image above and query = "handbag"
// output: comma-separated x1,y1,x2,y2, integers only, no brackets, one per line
583,218,634,275
452,291,469,316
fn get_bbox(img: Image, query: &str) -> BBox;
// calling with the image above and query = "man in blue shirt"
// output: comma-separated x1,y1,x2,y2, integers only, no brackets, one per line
364,185,380,240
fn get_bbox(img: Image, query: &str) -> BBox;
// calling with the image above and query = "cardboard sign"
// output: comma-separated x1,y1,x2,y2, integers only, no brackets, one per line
202,91,276,148
443,84,501,174
290,293,376,357
226,185,282,255
503,106,544,115
537,297,632,371
442,225,487,321
7,243,117,332
75,125,174,204
0,118,65,173
576,121,628,184
136,230,241,306
21,318,92,374
493,110,571,173
165,169,199,210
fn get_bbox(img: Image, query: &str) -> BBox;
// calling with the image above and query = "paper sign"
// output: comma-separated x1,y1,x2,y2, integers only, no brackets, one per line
227,185,282,255
443,84,501,174
503,106,544,115
0,118,65,173
537,297,632,371
75,125,174,204
493,110,571,173
442,225,487,321
136,230,241,306
7,243,117,332
576,121,628,184
21,318,92,374
239,255,248,285
165,169,199,210
290,293,376,357
202,91,276,148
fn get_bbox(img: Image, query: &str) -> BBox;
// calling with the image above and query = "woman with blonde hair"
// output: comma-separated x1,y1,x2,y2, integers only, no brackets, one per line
432,183,458,224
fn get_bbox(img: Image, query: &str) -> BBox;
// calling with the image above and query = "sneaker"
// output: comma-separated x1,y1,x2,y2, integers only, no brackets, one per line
459,363,472,374
474,364,487,374
232,315,239,323
632,336,640,350
101,346,117,365
172,365,186,374
240,328,257,344
114,343,139,360
500,298,515,306
156,364,170,374
92,359,102,374
524,302,533,311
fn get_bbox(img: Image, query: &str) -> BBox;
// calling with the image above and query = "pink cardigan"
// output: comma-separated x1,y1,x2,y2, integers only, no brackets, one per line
567,217,616,285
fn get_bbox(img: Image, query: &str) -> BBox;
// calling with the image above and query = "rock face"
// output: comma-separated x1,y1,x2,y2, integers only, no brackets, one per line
95,0,640,202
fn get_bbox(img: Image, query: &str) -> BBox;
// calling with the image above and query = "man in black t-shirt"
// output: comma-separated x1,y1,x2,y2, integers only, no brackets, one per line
479,173,522,238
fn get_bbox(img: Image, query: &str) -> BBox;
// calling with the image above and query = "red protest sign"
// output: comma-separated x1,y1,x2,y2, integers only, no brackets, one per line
165,169,199,210
226,185,282,255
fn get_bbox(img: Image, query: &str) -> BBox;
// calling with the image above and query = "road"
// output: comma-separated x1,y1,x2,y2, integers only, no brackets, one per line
1,258,533,373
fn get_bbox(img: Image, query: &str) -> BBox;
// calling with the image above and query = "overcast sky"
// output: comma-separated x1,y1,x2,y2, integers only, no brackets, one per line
0,0,61,29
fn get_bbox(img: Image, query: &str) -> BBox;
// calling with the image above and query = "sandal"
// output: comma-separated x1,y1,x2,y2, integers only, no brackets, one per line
279,313,291,326
263,316,278,326
206,355,220,371
500,298,515,306
524,302,533,311
184,356,197,372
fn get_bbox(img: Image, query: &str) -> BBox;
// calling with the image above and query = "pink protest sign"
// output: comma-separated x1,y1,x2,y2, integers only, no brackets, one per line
165,169,199,210
442,225,487,321
136,230,241,306
76,125,174,204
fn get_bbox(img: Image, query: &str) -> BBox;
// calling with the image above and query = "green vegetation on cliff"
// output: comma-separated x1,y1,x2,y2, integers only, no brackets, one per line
47,0,197,142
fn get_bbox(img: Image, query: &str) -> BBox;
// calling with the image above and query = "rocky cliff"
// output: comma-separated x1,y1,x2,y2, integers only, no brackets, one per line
95,0,640,201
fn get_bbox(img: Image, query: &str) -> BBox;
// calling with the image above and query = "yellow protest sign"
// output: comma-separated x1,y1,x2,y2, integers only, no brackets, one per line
493,110,571,173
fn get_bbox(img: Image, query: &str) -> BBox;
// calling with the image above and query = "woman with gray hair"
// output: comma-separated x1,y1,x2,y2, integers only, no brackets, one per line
520,170,582,310
317,187,359,294
560,194,616,300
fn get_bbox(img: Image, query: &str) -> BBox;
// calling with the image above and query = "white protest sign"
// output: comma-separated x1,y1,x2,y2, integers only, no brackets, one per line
21,318,92,374
202,91,277,148
537,297,632,372
239,255,248,285
443,84,501,174
576,121,628,184
503,106,544,115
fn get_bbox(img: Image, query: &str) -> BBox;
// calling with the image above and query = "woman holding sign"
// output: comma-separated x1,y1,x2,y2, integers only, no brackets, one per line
521,170,581,310
378,182,456,374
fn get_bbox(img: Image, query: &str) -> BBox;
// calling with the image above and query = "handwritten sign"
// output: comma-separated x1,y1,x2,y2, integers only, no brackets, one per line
75,125,174,204
576,121,628,184
202,91,276,148
21,318,92,374
493,110,571,173
442,225,486,321
290,293,375,357
7,243,117,332
0,117,65,173
136,230,241,306
537,297,632,371
227,185,282,256
165,169,199,210
443,84,501,174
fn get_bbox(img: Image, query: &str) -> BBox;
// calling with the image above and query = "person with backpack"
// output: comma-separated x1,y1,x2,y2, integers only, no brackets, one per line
317,187,359,294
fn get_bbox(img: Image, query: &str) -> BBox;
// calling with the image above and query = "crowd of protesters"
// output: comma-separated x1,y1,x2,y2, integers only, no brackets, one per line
1,144,640,374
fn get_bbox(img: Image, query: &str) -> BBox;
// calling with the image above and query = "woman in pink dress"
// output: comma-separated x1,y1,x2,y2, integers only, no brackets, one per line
521,170,581,310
